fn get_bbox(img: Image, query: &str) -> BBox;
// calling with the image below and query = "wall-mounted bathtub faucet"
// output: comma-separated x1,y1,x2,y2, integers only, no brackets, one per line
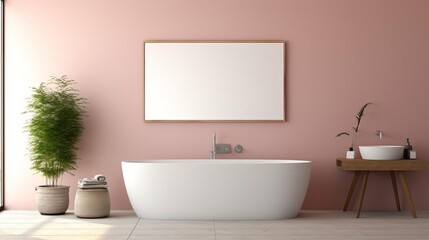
211,132,217,159
211,132,232,159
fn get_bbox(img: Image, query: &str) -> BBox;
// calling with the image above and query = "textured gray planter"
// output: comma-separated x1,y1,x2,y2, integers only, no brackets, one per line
36,185,70,215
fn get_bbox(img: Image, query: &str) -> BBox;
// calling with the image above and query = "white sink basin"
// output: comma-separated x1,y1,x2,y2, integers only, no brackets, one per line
359,145,404,160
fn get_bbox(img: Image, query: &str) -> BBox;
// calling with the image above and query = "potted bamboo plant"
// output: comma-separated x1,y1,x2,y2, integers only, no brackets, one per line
24,76,87,215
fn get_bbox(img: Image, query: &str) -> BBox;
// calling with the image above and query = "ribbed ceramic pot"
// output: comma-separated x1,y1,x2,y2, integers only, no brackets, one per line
36,185,70,215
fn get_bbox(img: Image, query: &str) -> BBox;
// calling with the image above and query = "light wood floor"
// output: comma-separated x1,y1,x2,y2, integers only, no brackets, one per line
1,210,429,240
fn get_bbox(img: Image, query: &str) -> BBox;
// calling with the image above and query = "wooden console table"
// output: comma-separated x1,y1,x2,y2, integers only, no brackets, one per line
336,158,426,218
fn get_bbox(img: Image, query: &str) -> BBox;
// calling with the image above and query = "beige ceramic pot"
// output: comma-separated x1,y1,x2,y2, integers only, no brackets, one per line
74,188,110,218
36,185,70,215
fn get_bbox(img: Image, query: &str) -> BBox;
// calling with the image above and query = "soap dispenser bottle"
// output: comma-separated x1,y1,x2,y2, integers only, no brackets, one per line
403,138,412,159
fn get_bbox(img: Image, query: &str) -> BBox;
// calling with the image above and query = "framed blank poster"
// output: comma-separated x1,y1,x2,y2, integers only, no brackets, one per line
144,41,286,122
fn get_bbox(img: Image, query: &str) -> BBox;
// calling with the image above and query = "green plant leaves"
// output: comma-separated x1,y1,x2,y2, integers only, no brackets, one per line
24,76,87,186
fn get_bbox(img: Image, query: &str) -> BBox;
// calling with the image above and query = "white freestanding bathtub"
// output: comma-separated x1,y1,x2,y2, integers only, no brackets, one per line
122,159,311,220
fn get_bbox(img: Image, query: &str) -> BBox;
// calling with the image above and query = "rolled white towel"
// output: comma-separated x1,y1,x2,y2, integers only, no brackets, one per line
94,174,106,182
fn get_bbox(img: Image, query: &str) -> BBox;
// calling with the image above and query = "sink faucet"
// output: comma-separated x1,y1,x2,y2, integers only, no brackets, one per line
211,132,217,159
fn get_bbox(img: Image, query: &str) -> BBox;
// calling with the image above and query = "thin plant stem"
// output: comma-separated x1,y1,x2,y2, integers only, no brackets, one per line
351,132,357,150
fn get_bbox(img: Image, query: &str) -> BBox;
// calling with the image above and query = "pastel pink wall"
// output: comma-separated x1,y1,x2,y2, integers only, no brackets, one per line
5,0,429,211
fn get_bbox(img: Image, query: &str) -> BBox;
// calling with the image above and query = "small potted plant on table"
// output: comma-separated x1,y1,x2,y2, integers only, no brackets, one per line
336,102,371,159
24,76,87,215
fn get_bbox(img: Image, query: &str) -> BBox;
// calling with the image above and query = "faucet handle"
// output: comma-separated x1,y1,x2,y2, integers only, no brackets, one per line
234,145,243,153
215,144,232,153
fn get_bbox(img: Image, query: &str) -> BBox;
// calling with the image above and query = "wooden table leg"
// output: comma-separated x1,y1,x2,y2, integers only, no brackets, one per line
356,171,369,218
398,171,417,218
390,171,401,212
343,171,361,212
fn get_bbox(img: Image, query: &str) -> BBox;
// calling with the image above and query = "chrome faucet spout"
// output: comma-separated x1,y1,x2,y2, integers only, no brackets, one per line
211,132,217,159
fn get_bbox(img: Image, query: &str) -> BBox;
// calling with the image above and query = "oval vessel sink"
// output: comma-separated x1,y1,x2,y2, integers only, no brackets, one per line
359,145,404,160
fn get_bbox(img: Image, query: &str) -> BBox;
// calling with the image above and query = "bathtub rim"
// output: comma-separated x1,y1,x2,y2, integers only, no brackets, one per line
122,159,312,164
